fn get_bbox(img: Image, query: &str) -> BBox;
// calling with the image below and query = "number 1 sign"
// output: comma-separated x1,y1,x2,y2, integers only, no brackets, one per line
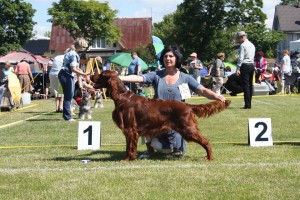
78,121,101,150
248,118,273,147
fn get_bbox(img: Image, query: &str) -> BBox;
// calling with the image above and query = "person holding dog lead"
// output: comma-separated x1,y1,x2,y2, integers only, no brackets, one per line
58,38,90,122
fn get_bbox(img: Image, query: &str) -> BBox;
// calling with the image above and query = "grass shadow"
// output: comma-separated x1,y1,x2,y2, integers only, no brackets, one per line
48,150,187,162
274,142,300,146
22,112,57,116
27,119,61,122
49,150,126,162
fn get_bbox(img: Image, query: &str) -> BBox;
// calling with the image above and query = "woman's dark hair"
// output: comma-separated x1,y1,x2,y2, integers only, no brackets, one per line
159,46,183,69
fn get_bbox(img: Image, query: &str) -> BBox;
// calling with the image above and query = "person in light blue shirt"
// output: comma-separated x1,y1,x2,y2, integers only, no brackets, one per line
58,38,90,122
1,61,14,82
128,52,141,75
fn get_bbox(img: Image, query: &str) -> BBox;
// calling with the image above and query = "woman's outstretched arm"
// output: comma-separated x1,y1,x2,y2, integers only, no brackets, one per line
119,75,144,83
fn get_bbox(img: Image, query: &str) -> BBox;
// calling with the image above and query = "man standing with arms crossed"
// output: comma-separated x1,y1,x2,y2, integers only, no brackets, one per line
236,31,256,109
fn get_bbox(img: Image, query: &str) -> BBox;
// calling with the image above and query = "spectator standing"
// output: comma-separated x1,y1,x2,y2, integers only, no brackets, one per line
58,38,90,121
127,52,141,93
189,52,203,84
49,55,64,112
236,31,256,109
280,49,292,94
15,59,33,93
1,61,14,83
211,53,226,95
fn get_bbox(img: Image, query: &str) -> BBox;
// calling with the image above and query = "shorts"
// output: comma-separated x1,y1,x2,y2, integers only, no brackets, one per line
49,74,64,98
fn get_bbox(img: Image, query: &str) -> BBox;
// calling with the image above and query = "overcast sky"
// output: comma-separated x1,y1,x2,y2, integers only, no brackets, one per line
25,0,282,36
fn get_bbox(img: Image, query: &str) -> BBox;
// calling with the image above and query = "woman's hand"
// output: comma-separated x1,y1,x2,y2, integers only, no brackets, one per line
214,94,226,102
198,87,226,102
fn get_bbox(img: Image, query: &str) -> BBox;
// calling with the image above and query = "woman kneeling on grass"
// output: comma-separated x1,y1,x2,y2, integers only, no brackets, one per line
120,46,225,159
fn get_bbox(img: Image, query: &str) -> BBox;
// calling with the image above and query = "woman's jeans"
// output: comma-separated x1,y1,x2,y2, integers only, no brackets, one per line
58,70,74,120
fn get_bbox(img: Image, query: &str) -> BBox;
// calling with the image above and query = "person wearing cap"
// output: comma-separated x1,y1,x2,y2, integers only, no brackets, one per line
58,38,90,122
189,52,203,84
236,31,255,109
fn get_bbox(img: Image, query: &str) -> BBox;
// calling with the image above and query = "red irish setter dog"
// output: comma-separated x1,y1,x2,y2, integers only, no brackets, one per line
93,70,231,161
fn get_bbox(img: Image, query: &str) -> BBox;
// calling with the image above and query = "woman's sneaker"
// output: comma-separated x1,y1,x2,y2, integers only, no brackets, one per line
139,150,154,159
171,149,183,157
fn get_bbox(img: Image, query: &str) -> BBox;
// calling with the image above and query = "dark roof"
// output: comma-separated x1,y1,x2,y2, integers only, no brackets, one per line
49,18,153,52
22,39,50,55
273,5,300,32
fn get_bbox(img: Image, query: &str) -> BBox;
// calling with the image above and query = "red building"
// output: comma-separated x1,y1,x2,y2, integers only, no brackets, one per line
49,18,153,59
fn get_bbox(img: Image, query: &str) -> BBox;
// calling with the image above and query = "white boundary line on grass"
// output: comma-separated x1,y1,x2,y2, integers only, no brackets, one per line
1,162,300,174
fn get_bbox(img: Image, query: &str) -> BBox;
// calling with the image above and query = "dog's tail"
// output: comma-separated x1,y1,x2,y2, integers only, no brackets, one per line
188,100,231,119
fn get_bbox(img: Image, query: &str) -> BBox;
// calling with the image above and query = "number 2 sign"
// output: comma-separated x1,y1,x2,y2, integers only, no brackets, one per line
78,121,101,150
248,118,273,147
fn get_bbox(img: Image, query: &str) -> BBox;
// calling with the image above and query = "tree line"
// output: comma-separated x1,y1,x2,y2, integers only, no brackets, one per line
0,0,298,61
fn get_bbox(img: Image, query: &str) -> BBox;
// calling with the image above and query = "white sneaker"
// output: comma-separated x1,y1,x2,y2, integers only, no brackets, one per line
67,118,76,122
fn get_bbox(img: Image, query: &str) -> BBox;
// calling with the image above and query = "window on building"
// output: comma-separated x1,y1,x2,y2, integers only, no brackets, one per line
92,38,106,49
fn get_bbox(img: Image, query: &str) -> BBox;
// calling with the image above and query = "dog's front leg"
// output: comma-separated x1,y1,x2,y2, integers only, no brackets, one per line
122,130,139,162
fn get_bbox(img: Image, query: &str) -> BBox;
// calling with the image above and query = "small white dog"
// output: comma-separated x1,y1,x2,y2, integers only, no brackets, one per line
94,90,104,108
78,92,92,120
70,99,78,116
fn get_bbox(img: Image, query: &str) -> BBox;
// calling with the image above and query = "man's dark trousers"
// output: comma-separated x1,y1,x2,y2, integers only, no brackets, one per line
240,63,255,108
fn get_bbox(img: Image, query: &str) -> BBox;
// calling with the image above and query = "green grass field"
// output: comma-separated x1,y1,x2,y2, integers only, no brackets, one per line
0,94,299,200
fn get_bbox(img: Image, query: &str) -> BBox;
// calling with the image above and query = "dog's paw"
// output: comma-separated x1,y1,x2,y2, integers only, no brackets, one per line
203,156,213,162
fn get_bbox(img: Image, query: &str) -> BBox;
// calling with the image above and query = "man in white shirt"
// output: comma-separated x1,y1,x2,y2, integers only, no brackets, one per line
236,31,256,109
280,49,292,94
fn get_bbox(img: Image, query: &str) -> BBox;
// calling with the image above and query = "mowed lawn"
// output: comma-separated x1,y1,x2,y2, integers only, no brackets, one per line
0,94,299,200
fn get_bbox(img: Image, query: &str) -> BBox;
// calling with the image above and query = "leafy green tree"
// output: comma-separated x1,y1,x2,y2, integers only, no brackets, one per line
0,0,36,55
134,43,157,65
44,31,51,38
48,0,121,48
280,0,299,5
244,24,286,58
154,0,266,60
154,0,285,61
153,13,177,47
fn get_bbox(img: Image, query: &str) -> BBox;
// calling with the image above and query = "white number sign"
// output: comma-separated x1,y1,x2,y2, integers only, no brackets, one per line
248,118,273,147
78,121,101,150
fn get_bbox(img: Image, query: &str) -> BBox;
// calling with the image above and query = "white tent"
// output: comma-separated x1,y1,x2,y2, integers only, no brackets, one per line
290,39,300,52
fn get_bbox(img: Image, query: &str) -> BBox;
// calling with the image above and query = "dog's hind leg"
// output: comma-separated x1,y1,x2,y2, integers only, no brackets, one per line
180,127,213,161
